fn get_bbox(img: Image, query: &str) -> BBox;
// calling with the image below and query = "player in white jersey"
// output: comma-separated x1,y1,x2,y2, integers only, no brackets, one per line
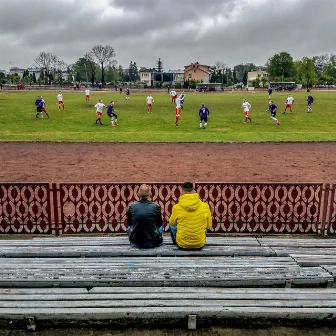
175,97,182,126
242,99,252,123
146,94,154,113
57,92,64,111
85,89,90,102
94,99,107,125
283,95,294,114
170,90,177,103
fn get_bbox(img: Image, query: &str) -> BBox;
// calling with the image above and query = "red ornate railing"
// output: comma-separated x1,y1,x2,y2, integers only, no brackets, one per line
0,183,52,234
0,182,334,235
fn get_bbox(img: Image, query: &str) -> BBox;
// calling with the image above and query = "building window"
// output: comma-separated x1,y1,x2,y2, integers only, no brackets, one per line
188,74,192,79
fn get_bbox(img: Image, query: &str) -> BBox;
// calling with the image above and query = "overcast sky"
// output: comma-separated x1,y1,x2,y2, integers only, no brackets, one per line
0,0,335,71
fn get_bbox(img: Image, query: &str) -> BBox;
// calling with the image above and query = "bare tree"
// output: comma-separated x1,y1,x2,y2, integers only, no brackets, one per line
90,45,116,86
55,60,68,87
34,52,59,85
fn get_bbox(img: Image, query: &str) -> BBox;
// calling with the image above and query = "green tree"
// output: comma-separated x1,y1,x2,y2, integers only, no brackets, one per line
261,76,268,88
73,55,98,85
242,71,248,85
267,52,295,80
233,69,237,83
0,72,6,80
233,63,256,83
156,58,163,87
117,65,124,81
255,77,261,88
11,75,20,84
156,58,163,72
23,76,31,84
32,72,37,83
326,54,336,79
22,70,29,79
128,61,139,82
67,74,73,84
299,57,318,87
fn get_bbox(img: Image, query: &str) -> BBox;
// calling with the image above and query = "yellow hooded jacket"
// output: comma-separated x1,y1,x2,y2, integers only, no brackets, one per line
169,193,212,249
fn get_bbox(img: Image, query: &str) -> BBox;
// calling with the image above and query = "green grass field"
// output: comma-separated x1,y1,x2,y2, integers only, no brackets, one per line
0,90,335,142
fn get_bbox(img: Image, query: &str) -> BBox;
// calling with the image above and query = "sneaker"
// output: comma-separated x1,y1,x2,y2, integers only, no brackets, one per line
276,121,280,126
114,122,118,126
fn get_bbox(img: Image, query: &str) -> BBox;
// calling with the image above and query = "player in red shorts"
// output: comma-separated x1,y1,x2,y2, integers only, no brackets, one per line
283,94,294,114
94,99,107,125
175,97,182,126
146,94,154,113
242,99,252,123
57,91,65,111
85,89,90,102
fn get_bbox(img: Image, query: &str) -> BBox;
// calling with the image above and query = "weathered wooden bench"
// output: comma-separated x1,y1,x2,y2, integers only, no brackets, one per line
0,237,261,247
0,256,332,288
0,244,274,258
1,287,336,324
1,237,336,328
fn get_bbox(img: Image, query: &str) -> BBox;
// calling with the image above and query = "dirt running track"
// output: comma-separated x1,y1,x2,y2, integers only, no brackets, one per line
0,142,335,183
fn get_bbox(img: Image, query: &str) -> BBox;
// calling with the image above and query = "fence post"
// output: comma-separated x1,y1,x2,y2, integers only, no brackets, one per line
325,184,335,236
52,183,61,236
320,183,331,237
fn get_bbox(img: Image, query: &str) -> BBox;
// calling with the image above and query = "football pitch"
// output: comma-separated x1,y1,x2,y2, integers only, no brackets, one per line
0,90,335,142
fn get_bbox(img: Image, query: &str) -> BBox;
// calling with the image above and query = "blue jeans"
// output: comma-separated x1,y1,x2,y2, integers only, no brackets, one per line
169,225,177,245
130,225,164,249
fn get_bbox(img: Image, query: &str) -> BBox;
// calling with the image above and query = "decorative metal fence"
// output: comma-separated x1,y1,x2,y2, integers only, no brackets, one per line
0,183,52,234
1,182,335,236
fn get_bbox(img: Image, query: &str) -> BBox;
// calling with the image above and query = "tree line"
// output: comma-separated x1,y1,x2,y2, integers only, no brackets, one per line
1,47,336,88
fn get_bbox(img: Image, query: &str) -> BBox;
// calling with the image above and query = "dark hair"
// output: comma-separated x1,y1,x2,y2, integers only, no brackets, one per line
182,182,194,192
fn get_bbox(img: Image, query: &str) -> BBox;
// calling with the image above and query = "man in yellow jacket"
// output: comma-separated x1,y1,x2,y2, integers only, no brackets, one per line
169,182,212,249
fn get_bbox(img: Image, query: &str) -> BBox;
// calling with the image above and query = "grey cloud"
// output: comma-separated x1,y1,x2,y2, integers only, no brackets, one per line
0,0,335,71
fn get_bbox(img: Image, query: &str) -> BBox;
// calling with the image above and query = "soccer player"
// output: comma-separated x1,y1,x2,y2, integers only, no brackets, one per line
85,89,90,102
57,91,65,111
267,101,280,126
178,92,185,109
199,104,210,129
268,86,273,99
307,93,314,112
242,99,252,123
35,96,44,119
146,94,154,113
40,96,50,118
107,101,118,126
283,95,294,114
94,99,107,125
126,88,130,100
175,97,182,126
170,90,177,103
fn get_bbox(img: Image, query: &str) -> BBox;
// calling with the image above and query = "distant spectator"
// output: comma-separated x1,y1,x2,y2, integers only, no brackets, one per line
169,182,212,250
127,184,163,249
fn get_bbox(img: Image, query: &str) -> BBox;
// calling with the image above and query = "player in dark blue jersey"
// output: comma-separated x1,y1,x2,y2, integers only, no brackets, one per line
35,96,44,119
199,104,210,129
107,101,118,126
307,94,314,113
268,87,273,99
126,88,130,100
267,101,280,126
